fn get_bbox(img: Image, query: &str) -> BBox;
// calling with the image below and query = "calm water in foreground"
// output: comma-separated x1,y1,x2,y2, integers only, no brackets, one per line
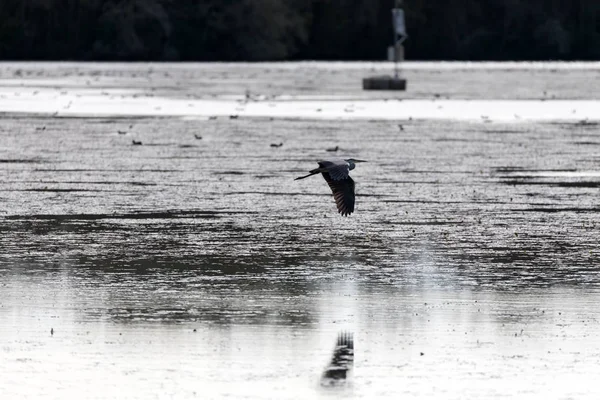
1,63,600,399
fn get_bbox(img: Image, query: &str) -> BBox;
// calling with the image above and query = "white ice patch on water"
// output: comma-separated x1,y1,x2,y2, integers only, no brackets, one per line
0,87,599,122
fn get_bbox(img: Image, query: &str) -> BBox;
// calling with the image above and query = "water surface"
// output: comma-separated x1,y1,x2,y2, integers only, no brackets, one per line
1,63,600,399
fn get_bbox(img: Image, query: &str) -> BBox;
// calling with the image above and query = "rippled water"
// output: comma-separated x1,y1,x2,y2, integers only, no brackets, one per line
2,63,600,399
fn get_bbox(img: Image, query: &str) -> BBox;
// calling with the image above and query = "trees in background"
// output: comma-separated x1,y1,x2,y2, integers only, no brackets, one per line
0,0,599,60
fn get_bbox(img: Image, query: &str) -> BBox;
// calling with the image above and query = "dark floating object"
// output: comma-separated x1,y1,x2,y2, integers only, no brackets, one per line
321,331,354,385
270,142,283,148
208,116,218,120
326,146,339,152
229,115,239,119
398,124,404,131
132,140,143,145
575,119,598,127
50,328,54,336
36,126,46,131
194,134,203,140
362,76,406,91
118,130,127,135
295,158,366,216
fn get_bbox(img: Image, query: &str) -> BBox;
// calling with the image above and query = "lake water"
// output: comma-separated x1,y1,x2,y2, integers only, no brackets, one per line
1,62,600,399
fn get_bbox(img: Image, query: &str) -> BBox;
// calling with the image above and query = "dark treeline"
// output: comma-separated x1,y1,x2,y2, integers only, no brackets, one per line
1,0,599,61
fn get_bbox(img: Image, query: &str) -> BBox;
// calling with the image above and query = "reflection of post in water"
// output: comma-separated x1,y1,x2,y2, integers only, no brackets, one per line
321,331,354,385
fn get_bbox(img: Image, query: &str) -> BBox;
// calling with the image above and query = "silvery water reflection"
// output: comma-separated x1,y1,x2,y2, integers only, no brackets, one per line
1,64,600,399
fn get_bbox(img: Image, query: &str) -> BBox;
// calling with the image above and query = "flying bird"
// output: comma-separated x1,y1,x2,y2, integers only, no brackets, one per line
295,158,366,216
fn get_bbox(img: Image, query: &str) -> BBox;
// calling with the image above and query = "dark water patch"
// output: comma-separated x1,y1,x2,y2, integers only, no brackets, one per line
483,130,523,134
141,143,190,147
552,120,600,129
493,166,526,173
382,180,455,184
222,191,358,197
573,141,600,145
214,171,245,175
45,115,162,121
377,220,457,226
19,188,99,192
511,207,600,213
3,210,242,221
502,180,600,188
8,180,161,186
106,305,313,325
33,168,184,172
493,167,578,173
382,199,497,204
0,159,44,164
433,138,472,142
396,169,473,175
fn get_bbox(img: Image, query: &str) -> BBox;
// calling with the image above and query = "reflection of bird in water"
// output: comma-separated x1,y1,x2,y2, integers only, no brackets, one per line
295,158,366,216
326,146,339,152
270,142,283,148
132,140,143,145
321,331,354,385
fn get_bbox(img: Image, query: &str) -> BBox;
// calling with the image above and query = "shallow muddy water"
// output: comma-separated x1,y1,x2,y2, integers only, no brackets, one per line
1,63,600,399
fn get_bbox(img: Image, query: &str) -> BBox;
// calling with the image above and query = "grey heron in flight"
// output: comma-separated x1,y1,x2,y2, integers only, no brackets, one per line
295,158,366,216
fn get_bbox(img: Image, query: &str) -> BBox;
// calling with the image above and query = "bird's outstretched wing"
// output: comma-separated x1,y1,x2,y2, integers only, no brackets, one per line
318,160,349,181
322,173,355,216
321,331,354,384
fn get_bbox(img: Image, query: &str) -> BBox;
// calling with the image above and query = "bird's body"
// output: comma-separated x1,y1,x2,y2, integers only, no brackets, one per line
295,158,365,216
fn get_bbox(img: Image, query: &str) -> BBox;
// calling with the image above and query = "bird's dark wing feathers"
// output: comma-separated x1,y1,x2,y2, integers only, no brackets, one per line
318,161,349,181
322,172,355,216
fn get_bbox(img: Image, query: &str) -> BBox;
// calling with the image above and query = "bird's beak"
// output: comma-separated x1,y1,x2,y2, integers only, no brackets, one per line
353,159,367,163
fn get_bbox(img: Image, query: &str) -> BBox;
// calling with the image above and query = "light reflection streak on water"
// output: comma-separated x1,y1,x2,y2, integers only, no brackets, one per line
2,270,600,399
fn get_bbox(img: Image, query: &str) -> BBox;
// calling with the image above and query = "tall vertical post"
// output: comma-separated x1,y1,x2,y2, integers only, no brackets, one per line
362,0,407,90
394,0,402,78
